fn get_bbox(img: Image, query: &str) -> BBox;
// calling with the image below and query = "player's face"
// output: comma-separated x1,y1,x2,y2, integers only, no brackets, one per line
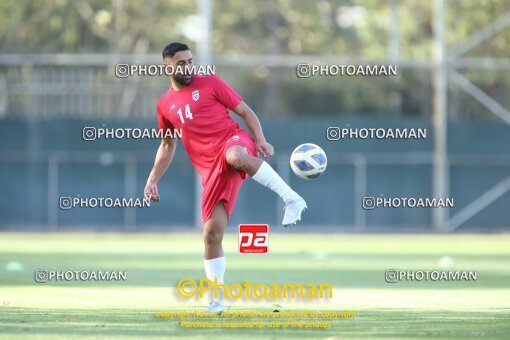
164,50,194,86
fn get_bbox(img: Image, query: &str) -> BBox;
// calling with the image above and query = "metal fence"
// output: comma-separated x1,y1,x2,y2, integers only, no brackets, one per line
1,53,509,119
2,149,509,232
1,1,510,232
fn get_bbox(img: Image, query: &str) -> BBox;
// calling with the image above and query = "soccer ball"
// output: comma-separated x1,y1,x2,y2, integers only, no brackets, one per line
290,143,327,180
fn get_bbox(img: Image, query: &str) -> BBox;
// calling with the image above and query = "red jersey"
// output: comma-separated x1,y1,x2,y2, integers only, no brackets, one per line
157,75,245,185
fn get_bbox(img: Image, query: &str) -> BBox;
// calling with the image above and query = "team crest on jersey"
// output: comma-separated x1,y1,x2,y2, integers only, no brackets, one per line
192,90,200,101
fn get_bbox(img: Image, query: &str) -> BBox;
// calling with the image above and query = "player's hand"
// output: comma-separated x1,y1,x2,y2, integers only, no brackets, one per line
257,140,274,160
144,181,160,202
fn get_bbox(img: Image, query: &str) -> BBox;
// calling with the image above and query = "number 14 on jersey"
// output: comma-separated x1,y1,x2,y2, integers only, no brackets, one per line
176,104,193,124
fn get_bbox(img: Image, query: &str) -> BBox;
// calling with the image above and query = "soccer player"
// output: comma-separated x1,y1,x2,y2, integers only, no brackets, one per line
144,42,306,313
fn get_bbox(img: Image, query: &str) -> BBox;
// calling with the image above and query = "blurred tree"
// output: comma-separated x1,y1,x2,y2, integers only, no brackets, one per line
0,0,508,118
0,0,195,53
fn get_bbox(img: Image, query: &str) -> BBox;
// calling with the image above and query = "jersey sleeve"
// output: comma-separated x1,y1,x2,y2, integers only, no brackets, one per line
157,103,174,133
212,75,243,110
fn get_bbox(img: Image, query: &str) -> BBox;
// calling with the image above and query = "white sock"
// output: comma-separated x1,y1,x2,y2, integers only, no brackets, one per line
252,161,299,204
204,256,226,301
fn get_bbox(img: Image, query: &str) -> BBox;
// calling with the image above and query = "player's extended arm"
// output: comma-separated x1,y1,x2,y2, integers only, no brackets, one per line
233,101,274,159
144,137,177,202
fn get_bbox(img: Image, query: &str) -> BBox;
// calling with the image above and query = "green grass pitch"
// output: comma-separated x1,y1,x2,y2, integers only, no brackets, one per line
0,233,509,339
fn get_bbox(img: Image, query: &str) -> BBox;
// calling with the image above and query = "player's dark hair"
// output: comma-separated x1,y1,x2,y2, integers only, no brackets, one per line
162,42,190,59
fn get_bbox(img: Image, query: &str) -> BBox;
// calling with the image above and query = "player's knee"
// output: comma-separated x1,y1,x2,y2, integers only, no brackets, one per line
225,147,248,170
203,227,223,245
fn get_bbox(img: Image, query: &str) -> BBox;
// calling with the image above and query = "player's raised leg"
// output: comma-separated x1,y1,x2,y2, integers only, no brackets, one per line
203,200,227,313
225,145,307,226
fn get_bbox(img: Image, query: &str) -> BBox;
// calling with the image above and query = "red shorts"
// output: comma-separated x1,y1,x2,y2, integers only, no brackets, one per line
201,130,259,223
